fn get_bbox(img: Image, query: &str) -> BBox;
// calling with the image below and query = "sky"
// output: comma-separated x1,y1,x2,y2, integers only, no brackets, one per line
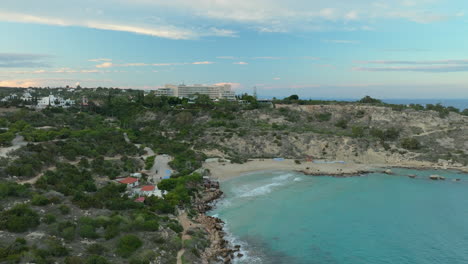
0,0,467,99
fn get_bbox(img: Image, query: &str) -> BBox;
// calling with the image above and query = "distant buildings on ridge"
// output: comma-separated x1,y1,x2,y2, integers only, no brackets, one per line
154,84,236,100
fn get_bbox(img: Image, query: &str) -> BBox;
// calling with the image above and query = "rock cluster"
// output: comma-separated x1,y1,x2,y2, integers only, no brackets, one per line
194,179,243,264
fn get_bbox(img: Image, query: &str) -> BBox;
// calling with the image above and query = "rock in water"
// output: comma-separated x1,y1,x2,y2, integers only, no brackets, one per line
429,175,440,180
384,169,393,175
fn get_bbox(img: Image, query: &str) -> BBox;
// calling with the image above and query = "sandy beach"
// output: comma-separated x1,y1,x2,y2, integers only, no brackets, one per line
203,159,376,181
203,158,468,181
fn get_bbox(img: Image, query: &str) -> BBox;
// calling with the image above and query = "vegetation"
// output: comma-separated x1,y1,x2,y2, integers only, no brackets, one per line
0,87,465,263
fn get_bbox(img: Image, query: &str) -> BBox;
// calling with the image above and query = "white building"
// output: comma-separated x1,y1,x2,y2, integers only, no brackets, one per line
133,185,165,198
154,84,236,100
37,95,75,109
20,92,33,101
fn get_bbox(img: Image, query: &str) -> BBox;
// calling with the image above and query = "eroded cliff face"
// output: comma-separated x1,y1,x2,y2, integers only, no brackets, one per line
196,104,468,167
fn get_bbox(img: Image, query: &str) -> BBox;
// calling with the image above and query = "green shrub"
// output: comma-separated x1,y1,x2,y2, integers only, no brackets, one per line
145,156,156,170
86,255,110,264
315,112,332,122
168,222,183,233
79,224,99,239
43,214,56,224
335,119,348,129
351,126,365,138
401,138,421,150
104,224,120,240
87,244,108,255
0,204,40,232
0,182,30,200
59,204,71,215
31,194,50,206
116,235,143,258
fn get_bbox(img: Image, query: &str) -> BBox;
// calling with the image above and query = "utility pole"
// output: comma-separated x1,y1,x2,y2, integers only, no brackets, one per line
253,86,257,99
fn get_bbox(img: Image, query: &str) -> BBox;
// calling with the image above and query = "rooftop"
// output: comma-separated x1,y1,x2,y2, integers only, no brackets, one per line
118,177,138,184
141,185,155,191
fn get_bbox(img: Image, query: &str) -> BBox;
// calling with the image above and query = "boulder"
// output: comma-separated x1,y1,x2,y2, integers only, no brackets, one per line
384,169,393,175
408,174,416,178
429,175,440,180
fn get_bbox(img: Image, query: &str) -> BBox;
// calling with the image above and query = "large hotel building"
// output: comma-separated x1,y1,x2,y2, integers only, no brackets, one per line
155,84,236,100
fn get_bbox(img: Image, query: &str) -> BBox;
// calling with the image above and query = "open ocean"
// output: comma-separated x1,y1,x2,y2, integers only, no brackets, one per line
209,169,468,264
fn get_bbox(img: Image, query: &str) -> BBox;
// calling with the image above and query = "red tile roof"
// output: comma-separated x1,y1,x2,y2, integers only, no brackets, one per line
118,177,138,184
134,197,145,202
141,185,155,191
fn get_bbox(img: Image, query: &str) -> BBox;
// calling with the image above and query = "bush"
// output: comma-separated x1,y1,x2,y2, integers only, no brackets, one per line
104,224,120,240
59,204,71,215
401,138,421,150
86,255,110,264
315,112,332,122
0,204,40,232
351,126,365,138
116,235,143,258
79,224,99,239
145,156,156,170
168,222,183,233
31,194,50,206
43,214,56,224
87,244,108,255
335,119,348,129
0,182,30,200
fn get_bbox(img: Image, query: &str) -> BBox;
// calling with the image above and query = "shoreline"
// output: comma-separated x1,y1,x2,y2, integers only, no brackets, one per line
198,159,468,263
203,159,468,182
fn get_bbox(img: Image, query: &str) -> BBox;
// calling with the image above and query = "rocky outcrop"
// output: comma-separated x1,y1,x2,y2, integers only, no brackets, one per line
191,179,239,264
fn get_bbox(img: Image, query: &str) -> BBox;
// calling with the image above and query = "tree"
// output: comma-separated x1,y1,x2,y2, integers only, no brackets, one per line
401,137,421,150
287,94,299,100
116,235,142,258
359,96,382,104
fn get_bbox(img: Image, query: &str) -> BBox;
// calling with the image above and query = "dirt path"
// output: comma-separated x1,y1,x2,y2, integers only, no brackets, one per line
0,134,27,158
414,127,459,137
176,211,202,264
18,166,56,185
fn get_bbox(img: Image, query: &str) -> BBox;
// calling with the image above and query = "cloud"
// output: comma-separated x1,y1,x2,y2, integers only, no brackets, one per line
96,62,114,68
233,62,248,65
353,65,468,73
0,79,39,87
192,61,215,65
273,77,281,80
217,56,237,60
0,10,232,40
89,58,112,62
0,53,51,68
353,59,468,72
323,39,360,44
356,59,468,65
0,0,459,40
214,82,242,89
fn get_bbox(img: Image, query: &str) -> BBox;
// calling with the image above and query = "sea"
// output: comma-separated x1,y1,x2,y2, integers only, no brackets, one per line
209,169,468,264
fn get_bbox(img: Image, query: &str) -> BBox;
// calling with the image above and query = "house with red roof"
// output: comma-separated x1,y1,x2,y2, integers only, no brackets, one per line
134,197,145,203
117,177,139,188
134,185,165,198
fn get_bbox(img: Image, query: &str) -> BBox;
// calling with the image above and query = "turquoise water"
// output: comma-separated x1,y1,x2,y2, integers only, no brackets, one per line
209,169,468,264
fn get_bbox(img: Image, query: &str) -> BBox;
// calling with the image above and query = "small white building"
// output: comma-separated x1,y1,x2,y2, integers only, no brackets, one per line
134,185,165,198
117,177,139,188
37,95,75,109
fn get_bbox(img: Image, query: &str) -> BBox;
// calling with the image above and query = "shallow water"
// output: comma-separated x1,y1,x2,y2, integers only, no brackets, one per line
209,169,468,264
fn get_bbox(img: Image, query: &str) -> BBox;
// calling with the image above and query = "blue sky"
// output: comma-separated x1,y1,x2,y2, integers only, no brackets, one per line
0,0,467,98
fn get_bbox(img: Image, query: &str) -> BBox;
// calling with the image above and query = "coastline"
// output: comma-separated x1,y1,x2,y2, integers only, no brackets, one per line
203,159,468,181
198,158,468,263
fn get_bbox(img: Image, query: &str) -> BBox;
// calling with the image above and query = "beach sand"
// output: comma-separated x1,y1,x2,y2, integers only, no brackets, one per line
203,159,374,181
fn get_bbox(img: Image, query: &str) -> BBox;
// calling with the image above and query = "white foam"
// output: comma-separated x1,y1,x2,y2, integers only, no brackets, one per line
236,173,296,198
223,222,263,264
293,177,303,182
